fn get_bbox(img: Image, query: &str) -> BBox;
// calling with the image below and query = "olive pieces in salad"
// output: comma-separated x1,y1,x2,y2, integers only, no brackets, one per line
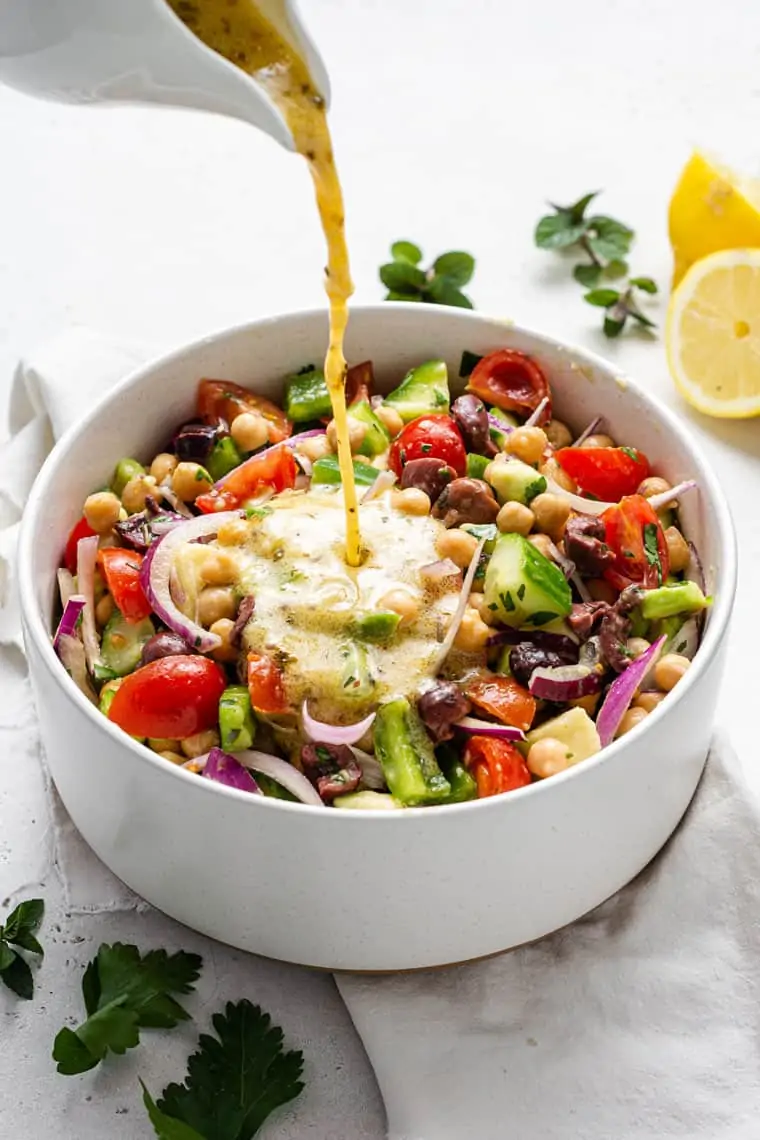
53,350,710,809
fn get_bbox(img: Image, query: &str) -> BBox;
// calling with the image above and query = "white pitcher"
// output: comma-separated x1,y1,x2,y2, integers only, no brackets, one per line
0,0,330,149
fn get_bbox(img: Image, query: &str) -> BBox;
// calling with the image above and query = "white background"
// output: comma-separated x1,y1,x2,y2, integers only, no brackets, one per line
2,0,760,1135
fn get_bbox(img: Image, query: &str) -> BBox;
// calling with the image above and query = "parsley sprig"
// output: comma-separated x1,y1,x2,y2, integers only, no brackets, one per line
534,192,658,336
0,898,44,999
53,942,202,1075
142,999,305,1140
380,241,475,308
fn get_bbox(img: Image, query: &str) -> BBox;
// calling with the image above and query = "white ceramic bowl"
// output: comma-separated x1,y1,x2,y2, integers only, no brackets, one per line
19,305,736,971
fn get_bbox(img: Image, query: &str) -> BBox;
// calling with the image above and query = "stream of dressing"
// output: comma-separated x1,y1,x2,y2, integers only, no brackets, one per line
166,0,362,565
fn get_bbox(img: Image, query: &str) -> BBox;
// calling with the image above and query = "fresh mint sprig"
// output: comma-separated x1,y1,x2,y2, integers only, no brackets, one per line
0,898,44,999
380,241,475,308
584,277,658,338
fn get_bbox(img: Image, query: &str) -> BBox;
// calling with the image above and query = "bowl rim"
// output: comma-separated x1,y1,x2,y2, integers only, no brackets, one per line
18,303,738,820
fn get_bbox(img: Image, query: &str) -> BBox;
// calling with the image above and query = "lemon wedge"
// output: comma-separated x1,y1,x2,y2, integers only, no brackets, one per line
666,248,760,418
668,152,760,286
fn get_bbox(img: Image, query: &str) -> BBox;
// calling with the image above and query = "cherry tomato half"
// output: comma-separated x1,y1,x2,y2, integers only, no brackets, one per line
464,736,532,798
555,446,650,503
97,548,151,624
247,652,287,714
108,656,227,739
465,674,536,732
64,517,96,575
467,350,551,422
196,443,297,513
601,494,670,591
197,379,292,443
388,414,466,478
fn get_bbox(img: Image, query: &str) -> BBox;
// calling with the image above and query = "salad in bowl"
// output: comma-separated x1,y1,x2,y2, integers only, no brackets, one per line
53,346,711,811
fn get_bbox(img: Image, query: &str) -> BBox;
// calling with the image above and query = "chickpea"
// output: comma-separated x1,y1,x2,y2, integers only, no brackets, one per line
148,737,181,753
545,419,573,449
665,526,690,573
638,476,671,501
121,474,157,515
496,501,534,536
587,577,617,604
615,706,648,738
83,490,121,534
530,493,571,540
231,411,269,452
326,415,366,454
454,608,491,653
391,487,431,516
540,457,577,494
378,588,419,627
470,592,500,626
95,592,115,628
375,404,404,438
296,434,331,463
580,433,615,449
171,461,212,503
527,737,573,779
209,617,238,663
435,528,479,569
653,653,690,692
149,452,178,484
528,533,553,559
626,637,651,659
635,691,666,714
216,517,249,546
199,549,238,586
181,729,220,759
158,751,186,765
505,426,548,466
197,586,236,626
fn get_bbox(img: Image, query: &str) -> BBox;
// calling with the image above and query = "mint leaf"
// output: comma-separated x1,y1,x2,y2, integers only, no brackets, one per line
534,214,587,250
0,952,34,1000
385,290,422,301
0,943,16,972
584,288,620,308
630,276,658,294
153,1000,304,1140
587,216,634,261
390,240,422,265
564,190,600,223
603,314,627,338
53,943,202,1075
604,258,628,280
426,276,473,308
432,251,475,286
379,261,426,293
573,263,602,287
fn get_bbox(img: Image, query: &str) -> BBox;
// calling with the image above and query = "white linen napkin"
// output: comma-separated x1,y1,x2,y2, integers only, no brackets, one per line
3,330,760,1139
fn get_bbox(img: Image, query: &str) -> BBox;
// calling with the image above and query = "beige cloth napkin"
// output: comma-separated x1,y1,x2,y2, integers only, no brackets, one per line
2,329,759,1139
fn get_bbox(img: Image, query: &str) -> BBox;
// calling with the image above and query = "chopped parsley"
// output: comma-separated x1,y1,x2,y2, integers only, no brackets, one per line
643,522,663,584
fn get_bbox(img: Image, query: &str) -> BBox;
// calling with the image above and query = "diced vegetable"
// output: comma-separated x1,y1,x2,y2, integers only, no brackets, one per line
464,736,532,797
465,673,536,731
311,455,378,486
555,446,650,502
197,379,292,443
601,495,670,590
484,532,573,628
383,359,450,422
107,656,227,739
196,443,297,513
101,611,156,677
467,350,551,421
284,367,332,422
436,743,478,802
595,636,667,746
247,652,287,714
219,686,256,752
53,595,86,652
111,458,145,498
347,399,391,458
389,414,467,478
302,702,376,746
466,453,490,480
97,548,152,624
339,641,376,701
204,747,261,794
227,749,323,806
486,457,546,505
639,581,710,621
373,698,451,806
487,407,519,449
523,707,601,765
64,517,96,575
351,611,401,644
206,436,242,481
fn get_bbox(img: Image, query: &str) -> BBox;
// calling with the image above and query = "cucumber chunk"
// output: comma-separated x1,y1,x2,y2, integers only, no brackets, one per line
383,360,450,422
484,532,572,628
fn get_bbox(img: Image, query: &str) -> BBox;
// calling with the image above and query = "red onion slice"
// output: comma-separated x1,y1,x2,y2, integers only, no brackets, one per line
529,664,602,701
362,469,397,502
285,428,327,449
58,634,97,704
524,396,550,429
543,476,614,517
349,745,387,790
647,480,697,513
430,536,487,674
77,535,102,672
455,716,526,742
572,416,602,447
204,747,261,794
302,701,376,746
595,634,666,746
158,483,193,518
236,750,324,806
57,567,76,609
53,595,86,651
487,412,514,435
139,511,243,653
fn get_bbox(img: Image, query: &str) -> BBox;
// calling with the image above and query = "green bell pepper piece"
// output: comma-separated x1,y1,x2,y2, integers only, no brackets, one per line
437,744,478,803
639,581,710,621
218,685,256,752
351,611,401,644
207,436,242,480
284,367,332,422
311,455,378,486
373,698,451,806
466,453,490,480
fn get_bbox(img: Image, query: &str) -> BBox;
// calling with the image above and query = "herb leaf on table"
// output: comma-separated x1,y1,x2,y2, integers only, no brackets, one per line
53,942,202,1075
380,242,475,308
142,999,305,1140
0,898,44,999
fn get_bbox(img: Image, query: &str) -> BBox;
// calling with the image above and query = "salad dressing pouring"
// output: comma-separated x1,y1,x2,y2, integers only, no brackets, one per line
165,0,362,566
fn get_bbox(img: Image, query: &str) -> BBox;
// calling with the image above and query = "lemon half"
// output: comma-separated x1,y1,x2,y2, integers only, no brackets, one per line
666,248,760,418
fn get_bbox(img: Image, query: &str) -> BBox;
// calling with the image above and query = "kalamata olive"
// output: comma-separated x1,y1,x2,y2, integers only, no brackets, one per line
172,422,221,463
301,743,361,802
432,477,500,528
230,595,256,649
509,643,569,687
451,394,498,457
140,631,190,667
400,458,457,504
417,681,471,743
564,514,614,577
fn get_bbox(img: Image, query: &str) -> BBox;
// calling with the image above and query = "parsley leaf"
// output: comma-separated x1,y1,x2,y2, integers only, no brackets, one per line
143,999,305,1140
53,943,202,1075
381,242,476,308
0,898,44,999
643,523,663,584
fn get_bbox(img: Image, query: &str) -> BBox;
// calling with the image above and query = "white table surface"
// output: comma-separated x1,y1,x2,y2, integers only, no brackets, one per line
2,0,760,1135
